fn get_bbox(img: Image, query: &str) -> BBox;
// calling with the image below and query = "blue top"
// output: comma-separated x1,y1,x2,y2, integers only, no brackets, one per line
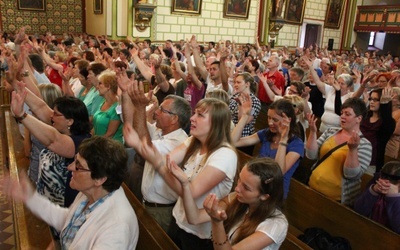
257,128,304,199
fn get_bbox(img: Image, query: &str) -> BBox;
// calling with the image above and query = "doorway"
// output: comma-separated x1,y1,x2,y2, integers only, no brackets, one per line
304,24,320,48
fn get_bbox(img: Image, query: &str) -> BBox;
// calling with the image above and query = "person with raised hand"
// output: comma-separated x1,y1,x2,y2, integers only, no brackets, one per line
124,97,237,250
3,136,139,249
232,93,304,199
168,157,288,250
306,97,372,206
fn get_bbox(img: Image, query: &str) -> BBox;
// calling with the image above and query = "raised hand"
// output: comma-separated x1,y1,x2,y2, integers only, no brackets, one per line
126,79,153,108
11,86,27,117
115,67,132,92
306,113,318,133
277,112,291,140
2,171,34,203
203,193,227,222
237,92,252,115
380,87,392,104
168,155,189,185
347,130,360,150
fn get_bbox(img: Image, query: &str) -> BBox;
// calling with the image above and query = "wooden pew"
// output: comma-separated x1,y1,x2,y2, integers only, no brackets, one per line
281,232,313,250
4,111,53,249
122,183,179,250
286,178,400,249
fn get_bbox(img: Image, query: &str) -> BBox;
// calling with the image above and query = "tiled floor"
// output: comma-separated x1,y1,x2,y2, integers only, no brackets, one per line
0,130,15,250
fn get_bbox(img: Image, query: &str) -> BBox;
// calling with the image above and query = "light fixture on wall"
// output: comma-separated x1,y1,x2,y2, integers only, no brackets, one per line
269,19,285,38
134,1,157,32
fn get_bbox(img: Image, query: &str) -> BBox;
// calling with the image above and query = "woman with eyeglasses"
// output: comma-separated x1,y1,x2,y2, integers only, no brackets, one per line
124,98,237,250
354,161,400,234
11,83,91,209
229,72,261,155
359,88,396,173
306,98,372,206
4,136,139,249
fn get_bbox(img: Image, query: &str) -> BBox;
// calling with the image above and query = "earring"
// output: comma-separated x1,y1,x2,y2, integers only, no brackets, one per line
68,126,70,130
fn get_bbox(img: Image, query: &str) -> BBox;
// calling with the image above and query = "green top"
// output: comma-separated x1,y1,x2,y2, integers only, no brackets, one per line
92,101,123,143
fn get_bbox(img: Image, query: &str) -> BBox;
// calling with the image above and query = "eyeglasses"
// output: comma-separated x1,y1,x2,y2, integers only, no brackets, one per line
74,156,91,172
159,106,177,116
368,97,380,102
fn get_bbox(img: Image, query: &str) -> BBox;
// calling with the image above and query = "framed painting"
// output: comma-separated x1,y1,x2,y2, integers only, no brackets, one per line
325,0,345,29
18,0,45,11
284,0,306,25
171,0,202,15
223,0,251,19
94,0,103,14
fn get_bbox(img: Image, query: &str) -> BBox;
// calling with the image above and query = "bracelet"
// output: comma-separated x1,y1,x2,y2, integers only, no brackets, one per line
210,232,228,246
15,112,28,123
279,142,288,147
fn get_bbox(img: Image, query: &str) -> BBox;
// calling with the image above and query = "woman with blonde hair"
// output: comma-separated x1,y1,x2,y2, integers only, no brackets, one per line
24,83,63,183
124,98,237,250
229,72,261,155
283,94,308,142
42,50,68,90
92,70,123,143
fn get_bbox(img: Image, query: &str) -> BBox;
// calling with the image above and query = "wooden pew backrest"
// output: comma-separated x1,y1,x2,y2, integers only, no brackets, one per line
122,183,179,250
286,178,400,249
4,111,52,249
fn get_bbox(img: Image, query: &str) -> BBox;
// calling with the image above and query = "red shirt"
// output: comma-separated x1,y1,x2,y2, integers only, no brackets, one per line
47,63,67,89
258,70,285,103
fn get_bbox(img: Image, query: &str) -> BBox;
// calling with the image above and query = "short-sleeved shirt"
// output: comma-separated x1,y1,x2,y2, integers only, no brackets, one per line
173,137,237,239
257,129,304,198
229,92,261,137
258,71,285,104
78,87,105,116
141,124,188,204
93,101,123,143
205,75,233,96
228,209,288,250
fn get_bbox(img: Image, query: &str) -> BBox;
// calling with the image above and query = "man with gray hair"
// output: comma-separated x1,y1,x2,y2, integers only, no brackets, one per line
121,78,191,232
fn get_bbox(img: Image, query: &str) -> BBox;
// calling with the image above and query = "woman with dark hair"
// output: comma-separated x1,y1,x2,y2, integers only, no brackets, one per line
169,157,287,249
360,88,395,172
4,136,139,249
11,84,91,208
354,161,400,233
79,62,107,118
124,98,237,250
232,97,304,199
306,97,372,205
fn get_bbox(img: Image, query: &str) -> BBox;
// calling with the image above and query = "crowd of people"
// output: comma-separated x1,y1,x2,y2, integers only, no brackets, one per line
1,26,400,249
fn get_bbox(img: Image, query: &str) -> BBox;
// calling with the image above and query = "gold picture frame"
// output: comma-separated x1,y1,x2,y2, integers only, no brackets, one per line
223,0,251,20
284,0,306,25
94,0,103,15
325,0,345,29
18,0,45,11
171,0,202,15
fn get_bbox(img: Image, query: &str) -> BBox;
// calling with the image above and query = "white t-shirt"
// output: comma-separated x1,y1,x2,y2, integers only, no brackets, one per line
228,209,288,250
320,84,353,133
205,75,233,96
141,123,188,204
173,137,237,239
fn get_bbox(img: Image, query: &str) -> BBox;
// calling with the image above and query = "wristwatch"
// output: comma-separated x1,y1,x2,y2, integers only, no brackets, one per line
15,112,28,123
